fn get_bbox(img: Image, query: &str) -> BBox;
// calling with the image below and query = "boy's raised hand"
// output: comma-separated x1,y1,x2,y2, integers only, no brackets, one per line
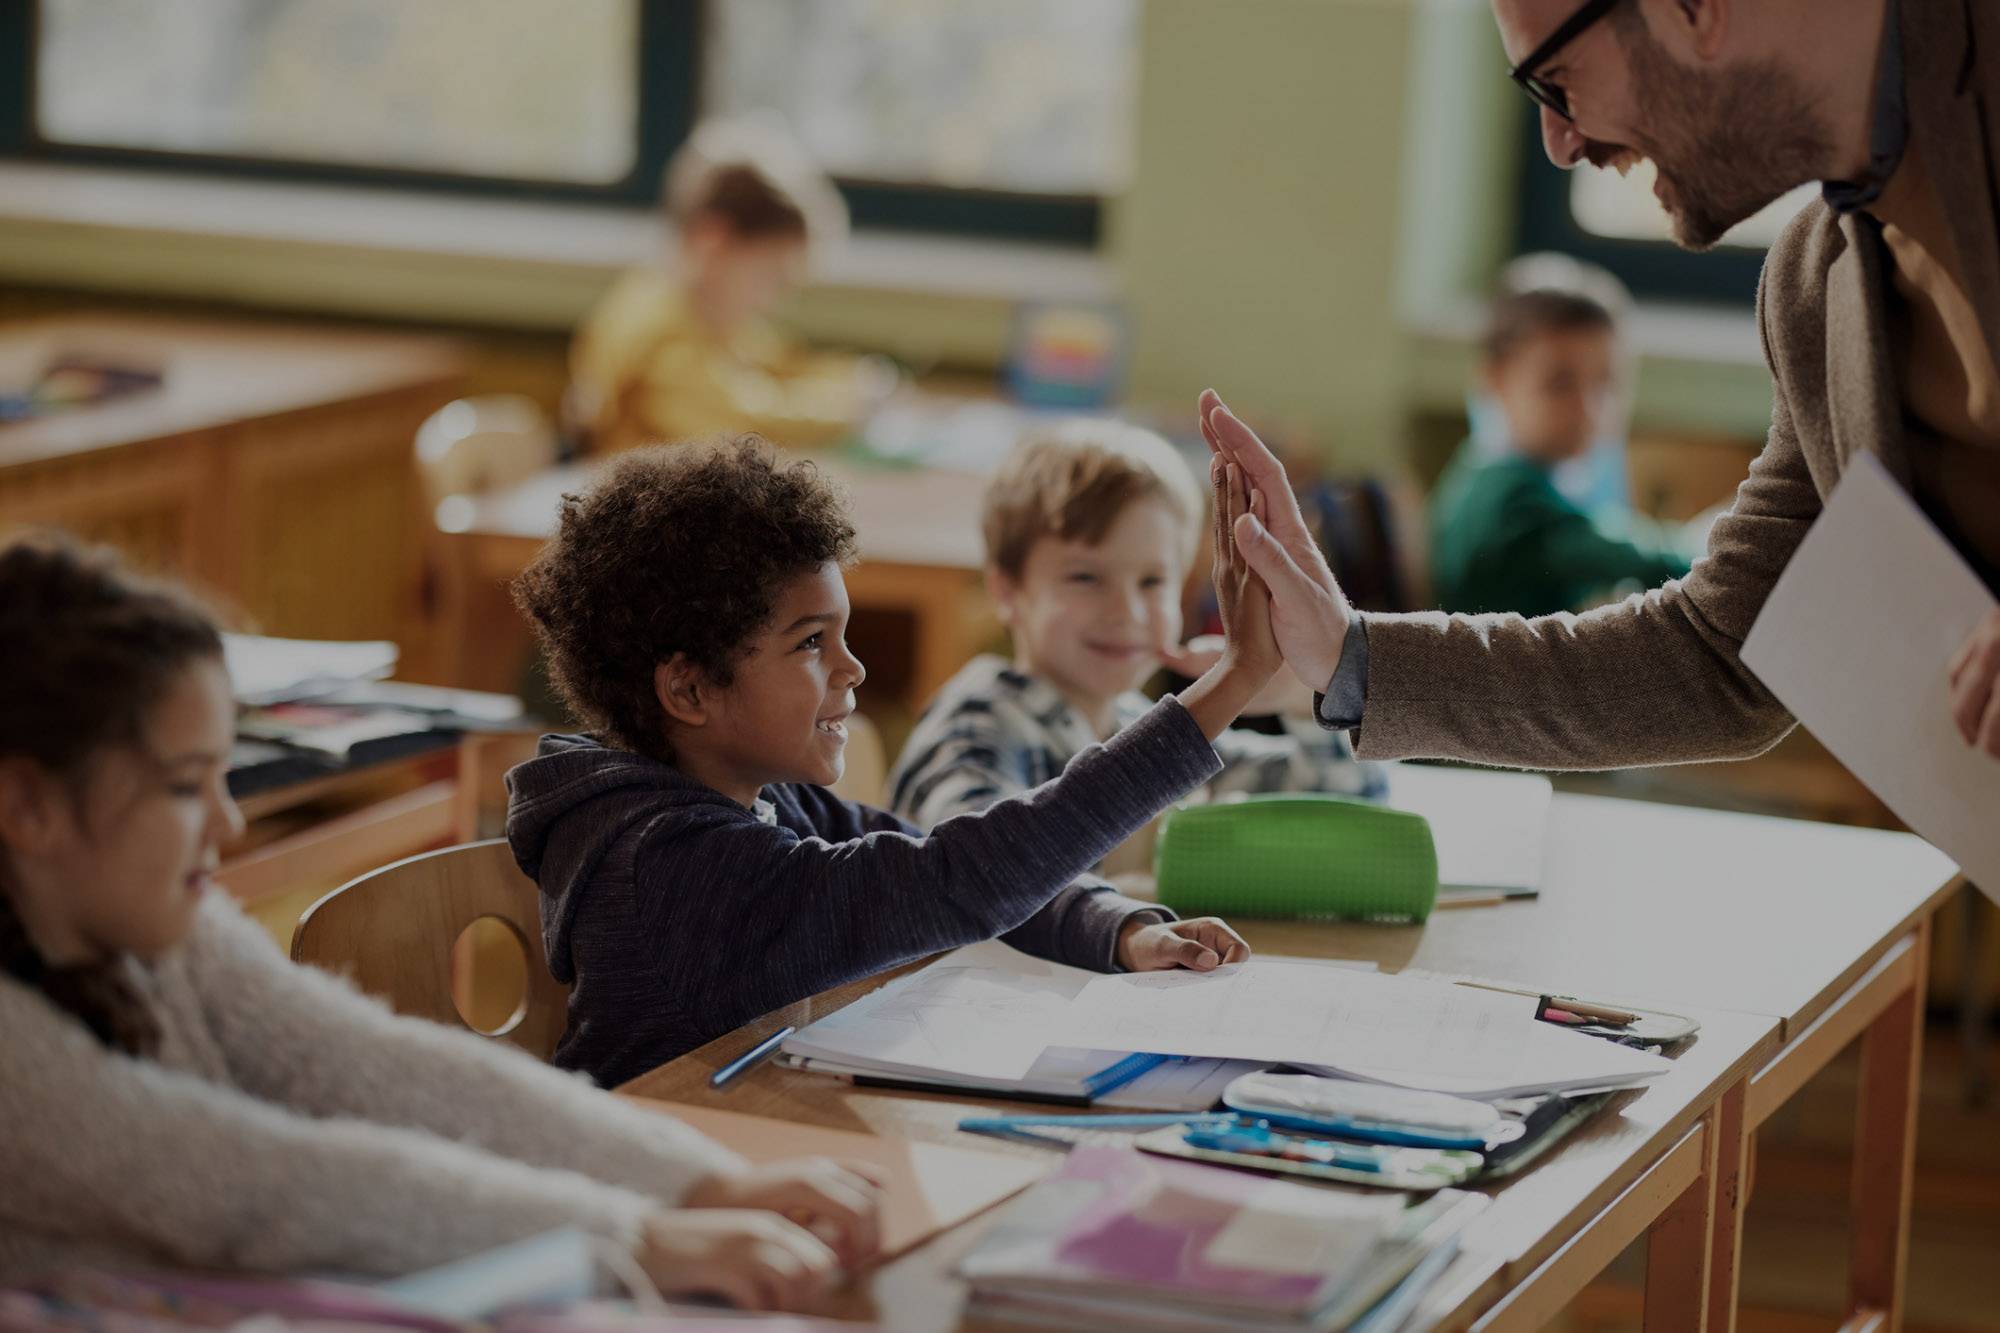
1175,451,1284,741
1117,916,1252,972
1198,389,1356,692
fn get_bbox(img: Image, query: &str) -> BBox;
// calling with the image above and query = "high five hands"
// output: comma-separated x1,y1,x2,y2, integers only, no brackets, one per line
1194,389,1356,696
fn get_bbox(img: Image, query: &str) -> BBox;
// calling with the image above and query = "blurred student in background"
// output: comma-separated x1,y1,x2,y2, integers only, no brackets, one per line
1427,258,1698,617
569,114,891,455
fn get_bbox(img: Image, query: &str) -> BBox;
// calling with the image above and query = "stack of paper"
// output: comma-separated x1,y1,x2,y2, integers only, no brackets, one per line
781,940,1260,1108
786,943,1668,1106
1061,961,1668,1100
221,633,398,707
958,1145,1484,1331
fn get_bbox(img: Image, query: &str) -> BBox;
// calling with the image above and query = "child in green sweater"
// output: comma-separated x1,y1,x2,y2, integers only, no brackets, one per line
1428,285,1695,617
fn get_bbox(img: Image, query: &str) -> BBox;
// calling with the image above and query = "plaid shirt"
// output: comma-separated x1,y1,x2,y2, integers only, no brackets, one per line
889,655,1389,834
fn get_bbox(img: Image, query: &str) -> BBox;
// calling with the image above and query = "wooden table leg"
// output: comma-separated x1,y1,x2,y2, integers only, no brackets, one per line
1847,919,1928,1333
1703,1079,1749,1333
1644,1095,1721,1333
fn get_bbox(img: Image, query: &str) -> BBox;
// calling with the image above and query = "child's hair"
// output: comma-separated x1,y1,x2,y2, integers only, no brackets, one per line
1482,251,1628,365
982,420,1206,579
1483,289,1616,365
0,532,225,1056
513,438,857,762
663,113,849,251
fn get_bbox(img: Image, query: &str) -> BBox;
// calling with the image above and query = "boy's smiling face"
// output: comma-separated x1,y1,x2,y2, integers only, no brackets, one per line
991,495,1189,736
658,562,864,806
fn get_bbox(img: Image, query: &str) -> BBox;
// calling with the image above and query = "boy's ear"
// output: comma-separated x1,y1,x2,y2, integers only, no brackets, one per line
653,654,710,730
985,565,1019,629
0,757,61,857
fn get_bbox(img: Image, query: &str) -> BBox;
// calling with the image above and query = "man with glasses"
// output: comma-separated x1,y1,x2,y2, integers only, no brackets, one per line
1205,0,2000,774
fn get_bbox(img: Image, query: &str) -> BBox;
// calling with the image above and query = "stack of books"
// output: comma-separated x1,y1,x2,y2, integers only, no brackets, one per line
957,1145,1484,1331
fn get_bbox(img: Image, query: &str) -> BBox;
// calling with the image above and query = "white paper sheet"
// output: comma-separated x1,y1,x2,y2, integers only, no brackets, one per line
1740,453,1993,897
783,940,1099,1083
1059,960,1669,1098
1386,764,1552,894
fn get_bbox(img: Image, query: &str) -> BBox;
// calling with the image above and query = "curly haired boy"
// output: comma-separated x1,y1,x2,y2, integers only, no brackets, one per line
507,436,1278,1085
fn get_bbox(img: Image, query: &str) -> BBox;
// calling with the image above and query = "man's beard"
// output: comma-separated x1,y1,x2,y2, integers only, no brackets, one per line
1590,24,1834,250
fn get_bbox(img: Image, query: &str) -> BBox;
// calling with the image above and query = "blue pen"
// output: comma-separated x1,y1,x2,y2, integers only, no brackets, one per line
1184,1120,1388,1172
710,1025,795,1088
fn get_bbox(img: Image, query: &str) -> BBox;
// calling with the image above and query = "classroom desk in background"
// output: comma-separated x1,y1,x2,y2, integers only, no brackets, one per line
621,787,1957,1333
430,459,994,710
0,313,465,646
217,729,534,909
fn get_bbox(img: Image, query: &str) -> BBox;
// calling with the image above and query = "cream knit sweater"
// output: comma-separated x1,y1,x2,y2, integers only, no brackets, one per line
0,891,744,1281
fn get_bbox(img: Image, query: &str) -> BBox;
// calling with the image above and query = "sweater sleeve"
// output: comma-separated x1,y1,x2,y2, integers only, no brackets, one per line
637,696,1221,1023
0,979,661,1278
183,895,742,1207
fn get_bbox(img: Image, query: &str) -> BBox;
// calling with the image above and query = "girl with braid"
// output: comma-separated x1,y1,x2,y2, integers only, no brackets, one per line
0,534,880,1313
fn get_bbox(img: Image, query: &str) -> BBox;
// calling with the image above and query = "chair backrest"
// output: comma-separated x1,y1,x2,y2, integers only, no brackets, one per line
415,394,559,517
291,839,570,1060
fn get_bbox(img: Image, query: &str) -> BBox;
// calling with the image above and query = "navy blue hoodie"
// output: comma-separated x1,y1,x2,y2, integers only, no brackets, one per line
505,695,1222,1087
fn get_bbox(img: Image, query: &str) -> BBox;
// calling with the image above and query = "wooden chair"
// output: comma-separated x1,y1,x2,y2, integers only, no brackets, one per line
291,839,570,1059
414,394,558,525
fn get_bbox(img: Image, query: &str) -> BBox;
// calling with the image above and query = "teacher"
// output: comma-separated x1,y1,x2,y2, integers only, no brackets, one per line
1208,0,2000,769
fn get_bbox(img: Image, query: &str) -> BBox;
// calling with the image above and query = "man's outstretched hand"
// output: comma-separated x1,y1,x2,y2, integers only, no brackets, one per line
1197,388,1356,693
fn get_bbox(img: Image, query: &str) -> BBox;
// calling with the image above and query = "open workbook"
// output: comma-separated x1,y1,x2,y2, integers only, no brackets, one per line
784,941,1669,1103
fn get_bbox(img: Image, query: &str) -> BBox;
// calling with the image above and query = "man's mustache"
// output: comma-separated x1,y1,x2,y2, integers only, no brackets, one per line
1582,138,1646,174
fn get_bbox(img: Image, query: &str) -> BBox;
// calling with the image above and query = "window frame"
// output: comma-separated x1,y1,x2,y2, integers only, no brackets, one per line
0,0,1102,244
1513,106,1770,305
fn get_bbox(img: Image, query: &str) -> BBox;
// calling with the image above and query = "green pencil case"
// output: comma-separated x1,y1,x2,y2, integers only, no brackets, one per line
1154,793,1439,922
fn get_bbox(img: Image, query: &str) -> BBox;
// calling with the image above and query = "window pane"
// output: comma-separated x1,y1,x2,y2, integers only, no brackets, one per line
705,0,1139,197
36,0,639,185
1569,161,1817,251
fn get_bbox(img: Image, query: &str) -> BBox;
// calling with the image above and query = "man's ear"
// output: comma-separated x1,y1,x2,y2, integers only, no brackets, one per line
653,654,711,730
1653,0,1730,61
986,565,1019,630
0,757,61,857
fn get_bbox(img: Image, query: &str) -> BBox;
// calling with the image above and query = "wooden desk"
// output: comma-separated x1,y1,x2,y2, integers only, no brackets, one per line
432,460,994,708
621,791,1956,1333
0,314,464,644
217,730,531,907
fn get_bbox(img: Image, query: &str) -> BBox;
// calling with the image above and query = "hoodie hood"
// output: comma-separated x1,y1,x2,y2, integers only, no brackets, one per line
505,734,741,984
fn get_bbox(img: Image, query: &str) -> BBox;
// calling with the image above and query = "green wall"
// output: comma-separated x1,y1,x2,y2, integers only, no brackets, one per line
1112,0,1416,466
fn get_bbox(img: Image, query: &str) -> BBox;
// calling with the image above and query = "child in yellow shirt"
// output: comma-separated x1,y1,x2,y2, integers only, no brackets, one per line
570,116,882,454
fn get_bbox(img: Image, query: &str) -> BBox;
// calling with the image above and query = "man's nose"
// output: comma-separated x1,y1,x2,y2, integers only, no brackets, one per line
1542,106,1588,167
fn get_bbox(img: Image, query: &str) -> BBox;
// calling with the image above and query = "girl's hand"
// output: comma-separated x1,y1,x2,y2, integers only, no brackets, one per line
1117,917,1252,972
683,1157,887,1267
636,1208,840,1312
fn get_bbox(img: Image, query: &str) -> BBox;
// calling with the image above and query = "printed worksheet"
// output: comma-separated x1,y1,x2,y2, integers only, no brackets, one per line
1061,961,1669,1098
782,939,1097,1082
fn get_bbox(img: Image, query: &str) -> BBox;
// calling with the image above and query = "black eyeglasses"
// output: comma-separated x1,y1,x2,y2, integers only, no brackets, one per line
1509,0,1622,121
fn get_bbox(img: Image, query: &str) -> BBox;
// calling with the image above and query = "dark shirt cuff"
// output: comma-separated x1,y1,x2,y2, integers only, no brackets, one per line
1313,619,1369,731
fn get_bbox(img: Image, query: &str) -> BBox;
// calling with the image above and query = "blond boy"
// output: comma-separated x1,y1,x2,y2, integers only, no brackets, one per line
889,421,1385,838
